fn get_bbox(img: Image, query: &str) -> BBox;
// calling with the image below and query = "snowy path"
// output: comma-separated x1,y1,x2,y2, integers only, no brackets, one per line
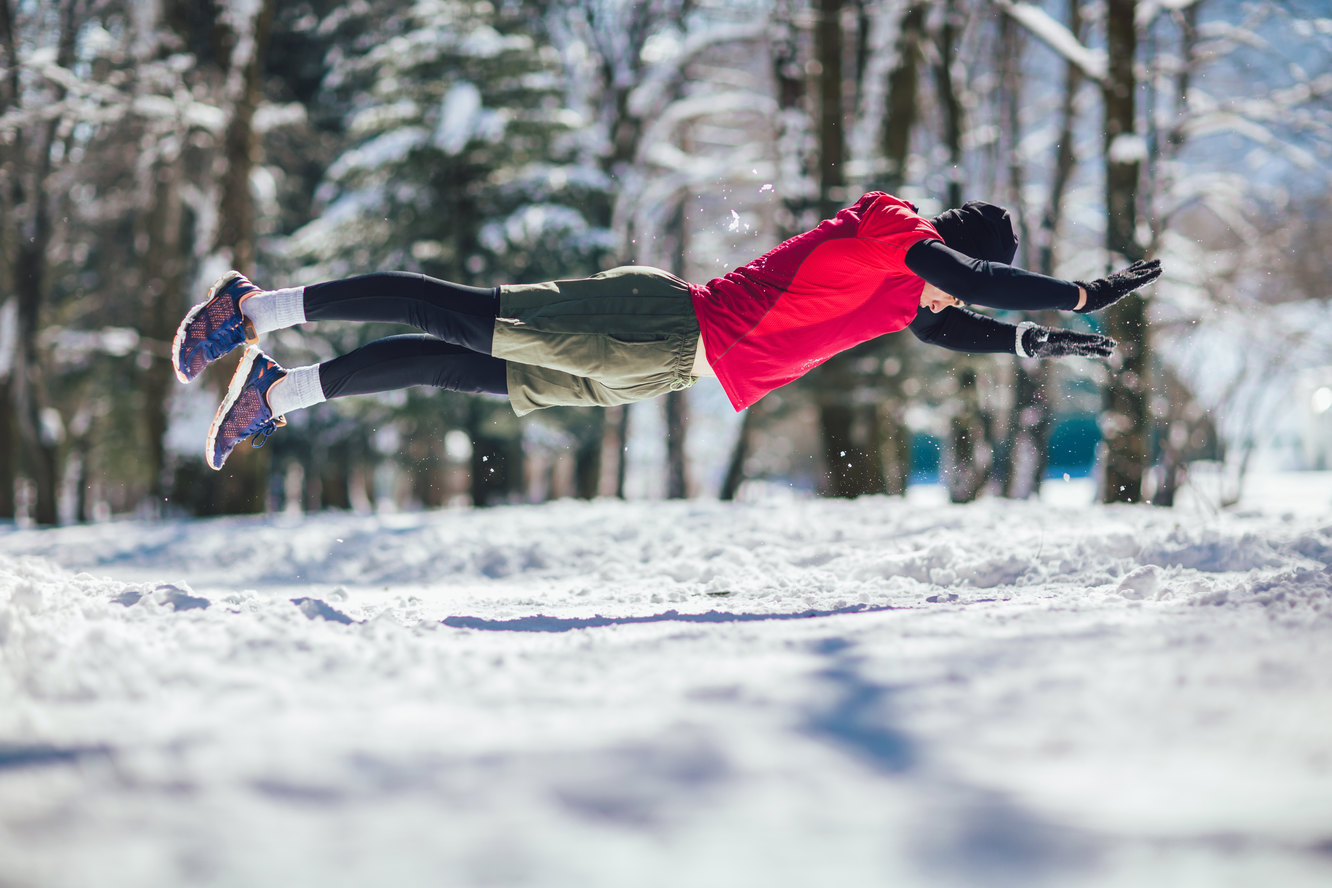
1,495,1331,887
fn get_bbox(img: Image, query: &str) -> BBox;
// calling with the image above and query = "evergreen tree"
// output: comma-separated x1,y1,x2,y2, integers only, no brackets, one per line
277,0,613,507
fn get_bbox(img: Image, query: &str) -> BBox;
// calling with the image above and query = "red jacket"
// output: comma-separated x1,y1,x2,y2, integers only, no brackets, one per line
691,192,940,411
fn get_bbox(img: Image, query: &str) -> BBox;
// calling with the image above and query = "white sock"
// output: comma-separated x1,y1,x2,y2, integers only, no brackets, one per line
243,286,307,335
267,364,325,417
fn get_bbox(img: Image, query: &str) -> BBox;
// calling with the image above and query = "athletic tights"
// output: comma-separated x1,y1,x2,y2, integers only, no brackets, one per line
304,272,508,399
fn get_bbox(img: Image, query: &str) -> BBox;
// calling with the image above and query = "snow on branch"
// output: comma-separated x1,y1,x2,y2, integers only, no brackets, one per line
0,51,226,140
997,0,1107,85
1136,0,1206,29
639,90,778,159
642,140,771,178
1181,111,1319,169
627,21,767,119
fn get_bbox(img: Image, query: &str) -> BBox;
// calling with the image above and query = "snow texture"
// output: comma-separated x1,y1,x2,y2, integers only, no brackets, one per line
1108,133,1149,164
1000,1,1108,83
1,482,1331,887
433,81,485,155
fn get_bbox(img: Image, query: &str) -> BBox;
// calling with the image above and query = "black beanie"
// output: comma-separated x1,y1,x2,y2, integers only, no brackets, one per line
931,201,1019,264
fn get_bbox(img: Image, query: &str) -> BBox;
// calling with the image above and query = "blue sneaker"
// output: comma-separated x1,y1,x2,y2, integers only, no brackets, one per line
206,346,287,470
172,270,261,384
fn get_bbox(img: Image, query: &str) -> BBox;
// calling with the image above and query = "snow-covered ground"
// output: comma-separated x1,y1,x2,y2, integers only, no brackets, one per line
2,475,1331,888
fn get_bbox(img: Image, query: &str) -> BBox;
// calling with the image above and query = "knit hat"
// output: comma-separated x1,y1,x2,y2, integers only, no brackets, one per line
931,201,1019,264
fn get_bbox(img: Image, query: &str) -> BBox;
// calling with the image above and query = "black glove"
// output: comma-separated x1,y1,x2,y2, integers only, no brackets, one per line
1074,258,1162,313
1020,324,1116,359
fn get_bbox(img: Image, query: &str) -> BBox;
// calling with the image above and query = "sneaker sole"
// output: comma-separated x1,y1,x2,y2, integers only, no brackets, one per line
171,270,245,385
205,345,261,470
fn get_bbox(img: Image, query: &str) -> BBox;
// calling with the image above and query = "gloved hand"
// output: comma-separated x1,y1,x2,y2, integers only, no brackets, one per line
1020,324,1116,358
1074,258,1162,313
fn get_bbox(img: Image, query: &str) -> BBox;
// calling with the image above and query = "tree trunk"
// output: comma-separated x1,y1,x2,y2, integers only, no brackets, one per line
881,4,926,193
318,440,354,511
717,0,811,500
209,0,278,514
877,399,911,497
0,1,19,518
1037,0,1084,277
140,162,188,511
11,255,59,524
664,198,690,499
599,404,629,499
1100,0,1149,504
665,392,688,499
0,382,13,517
469,436,510,507
468,403,515,507
933,0,965,209
4,0,80,525
820,400,887,498
817,0,846,219
720,408,755,502
573,413,605,499
946,365,991,502
932,0,989,502
1143,2,1202,507
216,0,277,274
814,0,888,498
871,3,927,497
1001,1,1081,499
1005,359,1055,499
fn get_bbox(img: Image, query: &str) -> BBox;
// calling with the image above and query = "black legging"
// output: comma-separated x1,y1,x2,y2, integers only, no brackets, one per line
304,272,508,399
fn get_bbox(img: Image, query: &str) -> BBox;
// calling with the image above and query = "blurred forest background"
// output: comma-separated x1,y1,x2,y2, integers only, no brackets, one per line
2,0,1331,524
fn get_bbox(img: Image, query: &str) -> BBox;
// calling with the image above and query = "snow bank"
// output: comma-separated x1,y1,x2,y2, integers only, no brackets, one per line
1,495,1330,887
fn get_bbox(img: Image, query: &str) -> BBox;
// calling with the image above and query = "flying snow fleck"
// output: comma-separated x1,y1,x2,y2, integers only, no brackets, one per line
760,183,774,193
728,210,742,232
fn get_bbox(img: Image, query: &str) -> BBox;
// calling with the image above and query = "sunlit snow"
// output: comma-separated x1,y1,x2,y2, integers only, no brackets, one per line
2,478,1330,887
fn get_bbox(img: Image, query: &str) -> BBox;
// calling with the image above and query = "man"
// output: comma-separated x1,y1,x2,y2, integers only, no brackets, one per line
173,192,1160,470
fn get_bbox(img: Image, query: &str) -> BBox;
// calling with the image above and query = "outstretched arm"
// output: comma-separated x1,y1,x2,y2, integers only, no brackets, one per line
905,239,1080,311
908,305,1114,358
905,240,1161,314
908,304,1024,353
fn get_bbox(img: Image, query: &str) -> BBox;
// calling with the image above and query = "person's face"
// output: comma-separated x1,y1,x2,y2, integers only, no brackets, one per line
920,285,962,313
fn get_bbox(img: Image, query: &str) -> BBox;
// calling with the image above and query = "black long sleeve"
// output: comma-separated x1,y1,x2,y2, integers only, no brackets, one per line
904,239,1079,311
908,304,1019,353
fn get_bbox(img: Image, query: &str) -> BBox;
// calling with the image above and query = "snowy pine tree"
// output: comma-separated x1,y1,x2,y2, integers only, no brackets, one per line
276,0,613,507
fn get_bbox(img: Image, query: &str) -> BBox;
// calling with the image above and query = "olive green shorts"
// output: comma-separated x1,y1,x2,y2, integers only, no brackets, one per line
492,266,701,416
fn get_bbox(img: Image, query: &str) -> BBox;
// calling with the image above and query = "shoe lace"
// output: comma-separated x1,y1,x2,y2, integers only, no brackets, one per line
248,417,282,449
